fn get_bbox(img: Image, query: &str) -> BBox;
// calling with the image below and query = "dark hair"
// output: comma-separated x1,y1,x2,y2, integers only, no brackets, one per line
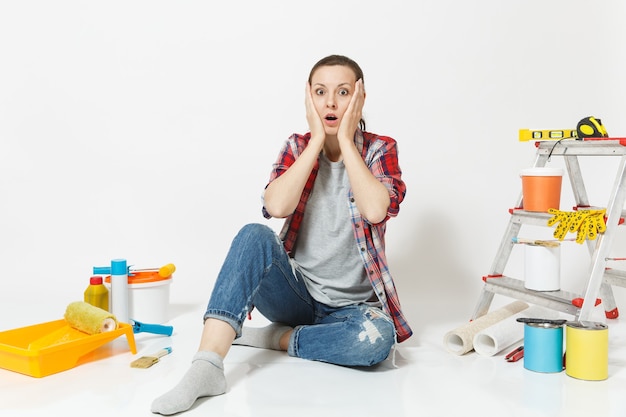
308,55,366,132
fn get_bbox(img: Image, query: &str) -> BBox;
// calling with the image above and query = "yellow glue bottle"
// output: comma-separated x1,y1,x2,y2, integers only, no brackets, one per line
84,276,109,311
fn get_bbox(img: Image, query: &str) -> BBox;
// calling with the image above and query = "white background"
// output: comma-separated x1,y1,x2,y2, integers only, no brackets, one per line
2,0,626,346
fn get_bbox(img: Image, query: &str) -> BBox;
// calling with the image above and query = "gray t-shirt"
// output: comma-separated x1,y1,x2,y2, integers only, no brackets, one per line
292,153,376,307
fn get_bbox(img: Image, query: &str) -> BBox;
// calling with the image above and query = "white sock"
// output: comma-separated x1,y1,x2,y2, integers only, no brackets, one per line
232,322,292,351
151,351,226,415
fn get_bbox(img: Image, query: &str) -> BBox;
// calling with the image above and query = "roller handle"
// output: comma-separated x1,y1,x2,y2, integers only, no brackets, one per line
93,263,176,278
92,265,131,275
130,263,176,278
158,263,176,278
131,320,174,336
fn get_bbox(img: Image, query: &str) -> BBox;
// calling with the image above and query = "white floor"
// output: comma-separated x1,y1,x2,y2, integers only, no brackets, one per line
2,299,626,417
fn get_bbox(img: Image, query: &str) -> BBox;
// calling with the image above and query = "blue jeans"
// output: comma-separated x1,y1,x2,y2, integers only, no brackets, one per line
204,223,395,367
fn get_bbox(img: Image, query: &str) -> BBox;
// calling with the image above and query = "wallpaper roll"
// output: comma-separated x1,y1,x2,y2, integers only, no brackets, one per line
472,305,559,357
444,301,529,355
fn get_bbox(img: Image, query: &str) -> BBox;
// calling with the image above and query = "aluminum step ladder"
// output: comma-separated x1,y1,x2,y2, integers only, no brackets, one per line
471,138,626,322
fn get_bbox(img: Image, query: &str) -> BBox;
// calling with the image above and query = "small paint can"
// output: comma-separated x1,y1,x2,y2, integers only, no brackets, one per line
523,322,564,373
524,244,560,291
565,321,608,381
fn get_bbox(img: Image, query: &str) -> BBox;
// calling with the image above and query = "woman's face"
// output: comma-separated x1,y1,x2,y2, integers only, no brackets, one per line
309,65,357,136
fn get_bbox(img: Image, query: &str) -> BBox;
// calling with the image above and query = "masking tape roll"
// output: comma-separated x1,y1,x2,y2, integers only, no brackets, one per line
565,321,608,381
64,301,118,334
444,301,529,355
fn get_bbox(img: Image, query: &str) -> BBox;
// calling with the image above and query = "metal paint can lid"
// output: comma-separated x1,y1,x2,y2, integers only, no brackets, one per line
566,321,608,331
526,322,563,329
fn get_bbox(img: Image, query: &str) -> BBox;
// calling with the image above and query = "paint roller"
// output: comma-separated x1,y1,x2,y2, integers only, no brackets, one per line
65,302,174,336
64,301,118,334
130,263,176,278
92,263,176,278
27,301,118,350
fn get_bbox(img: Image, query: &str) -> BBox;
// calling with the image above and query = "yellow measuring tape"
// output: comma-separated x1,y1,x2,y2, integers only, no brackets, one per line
519,117,607,142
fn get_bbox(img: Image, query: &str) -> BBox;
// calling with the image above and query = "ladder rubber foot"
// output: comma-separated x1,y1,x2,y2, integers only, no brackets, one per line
572,297,602,308
605,308,619,319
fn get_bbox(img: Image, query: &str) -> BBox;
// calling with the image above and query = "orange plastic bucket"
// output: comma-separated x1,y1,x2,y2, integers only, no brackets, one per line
520,167,564,212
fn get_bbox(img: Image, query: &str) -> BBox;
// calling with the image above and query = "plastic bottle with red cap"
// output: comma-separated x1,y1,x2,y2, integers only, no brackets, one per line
84,276,109,311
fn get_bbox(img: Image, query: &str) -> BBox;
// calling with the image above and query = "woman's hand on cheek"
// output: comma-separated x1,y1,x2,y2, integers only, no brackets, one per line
305,82,325,143
338,79,365,143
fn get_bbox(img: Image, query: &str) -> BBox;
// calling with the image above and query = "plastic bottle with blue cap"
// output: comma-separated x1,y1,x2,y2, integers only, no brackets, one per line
110,259,129,323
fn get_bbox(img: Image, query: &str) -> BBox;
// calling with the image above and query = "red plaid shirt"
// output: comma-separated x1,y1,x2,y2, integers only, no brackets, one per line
262,129,412,343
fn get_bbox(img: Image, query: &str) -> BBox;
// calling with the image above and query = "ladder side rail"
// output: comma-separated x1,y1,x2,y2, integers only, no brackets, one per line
473,146,550,321
599,282,618,318
578,155,626,321
563,153,595,258
532,149,550,168
471,220,522,320
471,290,494,321
563,155,590,208
487,221,522,275
564,155,619,317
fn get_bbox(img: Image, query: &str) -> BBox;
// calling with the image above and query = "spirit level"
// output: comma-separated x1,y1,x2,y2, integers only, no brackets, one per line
519,129,577,142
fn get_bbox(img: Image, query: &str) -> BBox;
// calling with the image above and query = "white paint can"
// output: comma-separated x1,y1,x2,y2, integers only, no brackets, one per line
524,243,560,291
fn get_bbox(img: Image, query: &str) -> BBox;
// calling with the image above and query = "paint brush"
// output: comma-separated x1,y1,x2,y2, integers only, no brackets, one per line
130,347,172,369
511,237,560,247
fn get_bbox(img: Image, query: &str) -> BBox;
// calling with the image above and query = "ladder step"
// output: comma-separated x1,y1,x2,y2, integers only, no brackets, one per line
508,210,553,227
482,276,581,316
536,139,626,156
603,268,626,287
508,208,626,227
